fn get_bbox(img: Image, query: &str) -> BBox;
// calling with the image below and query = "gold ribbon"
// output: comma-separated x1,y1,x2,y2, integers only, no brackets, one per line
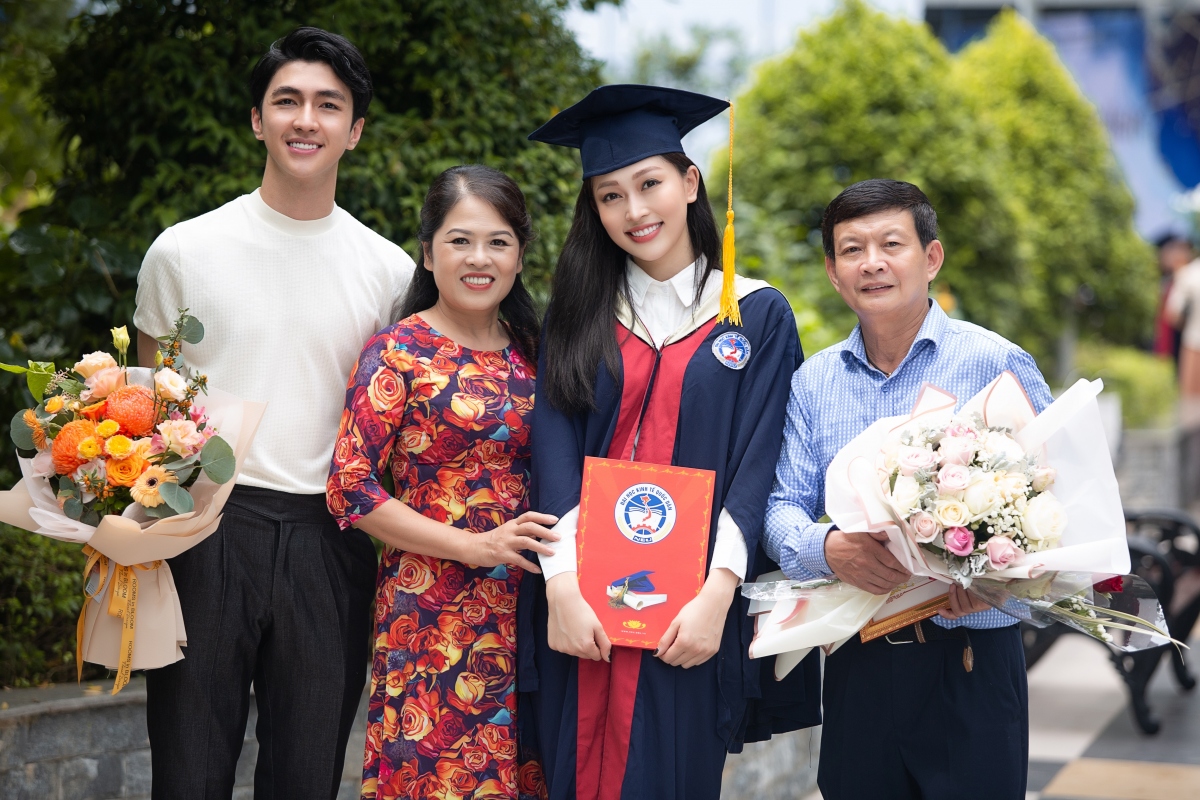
77,545,161,695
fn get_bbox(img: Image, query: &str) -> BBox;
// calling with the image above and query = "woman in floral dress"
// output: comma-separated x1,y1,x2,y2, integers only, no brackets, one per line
327,165,556,800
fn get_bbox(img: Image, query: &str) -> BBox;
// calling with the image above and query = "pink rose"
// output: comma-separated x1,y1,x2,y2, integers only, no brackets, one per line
30,449,55,478
909,510,941,543
897,445,936,476
944,424,977,439
935,463,971,495
944,526,975,557
985,536,1021,570
937,436,976,466
81,366,126,401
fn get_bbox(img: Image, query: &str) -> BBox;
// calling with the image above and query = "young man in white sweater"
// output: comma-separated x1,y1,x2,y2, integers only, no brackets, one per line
133,27,413,800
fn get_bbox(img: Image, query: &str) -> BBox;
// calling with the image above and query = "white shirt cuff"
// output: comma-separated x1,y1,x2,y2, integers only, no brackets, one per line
711,507,748,582
536,504,747,583
538,505,579,581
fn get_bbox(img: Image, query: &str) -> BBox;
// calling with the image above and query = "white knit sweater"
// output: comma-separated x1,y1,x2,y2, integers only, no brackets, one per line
134,189,414,494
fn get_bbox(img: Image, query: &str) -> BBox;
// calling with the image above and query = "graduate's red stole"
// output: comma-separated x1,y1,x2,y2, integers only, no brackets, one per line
575,316,718,800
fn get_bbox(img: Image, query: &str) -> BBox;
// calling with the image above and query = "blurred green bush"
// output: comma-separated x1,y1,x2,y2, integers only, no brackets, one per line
1073,342,1178,429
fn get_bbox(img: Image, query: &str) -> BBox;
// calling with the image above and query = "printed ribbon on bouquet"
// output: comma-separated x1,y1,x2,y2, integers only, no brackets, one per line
746,372,1168,679
76,545,163,694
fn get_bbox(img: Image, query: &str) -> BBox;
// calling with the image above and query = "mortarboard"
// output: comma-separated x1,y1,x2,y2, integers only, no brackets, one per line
611,570,656,593
529,84,743,325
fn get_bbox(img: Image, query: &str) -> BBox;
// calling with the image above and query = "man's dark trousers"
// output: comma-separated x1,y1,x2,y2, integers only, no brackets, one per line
817,622,1028,800
145,485,377,800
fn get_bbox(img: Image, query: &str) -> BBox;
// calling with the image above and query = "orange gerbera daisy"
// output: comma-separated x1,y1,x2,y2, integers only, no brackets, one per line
51,419,97,475
105,385,156,437
130,465,176,507
22,409,48,451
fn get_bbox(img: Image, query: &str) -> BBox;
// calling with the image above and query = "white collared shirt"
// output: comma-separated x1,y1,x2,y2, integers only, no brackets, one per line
539,257,749,583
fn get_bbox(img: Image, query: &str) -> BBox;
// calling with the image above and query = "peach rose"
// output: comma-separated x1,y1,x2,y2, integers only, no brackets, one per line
73,351,117,379
157,419,206,457
82,366,126,401
153,368,188,402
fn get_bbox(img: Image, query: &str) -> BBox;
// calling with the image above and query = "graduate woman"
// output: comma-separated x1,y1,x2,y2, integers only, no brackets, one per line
328,165,553,800
518,86,822,800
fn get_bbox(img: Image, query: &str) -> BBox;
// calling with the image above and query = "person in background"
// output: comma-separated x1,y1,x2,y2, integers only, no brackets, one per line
764,179,1053,800
1154,233,1192,370
1165,237,1200,397
134,27,413,800
327,165,552,800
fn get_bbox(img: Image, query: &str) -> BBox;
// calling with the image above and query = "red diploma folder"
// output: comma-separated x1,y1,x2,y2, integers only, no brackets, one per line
577,456,715,648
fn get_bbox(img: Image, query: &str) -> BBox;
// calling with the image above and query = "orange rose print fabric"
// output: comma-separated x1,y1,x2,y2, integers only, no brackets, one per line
328,316,546,800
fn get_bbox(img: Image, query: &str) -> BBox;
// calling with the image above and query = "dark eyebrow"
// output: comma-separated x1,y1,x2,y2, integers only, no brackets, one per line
445,228,515,237
269,86,347,102
595,165,665,191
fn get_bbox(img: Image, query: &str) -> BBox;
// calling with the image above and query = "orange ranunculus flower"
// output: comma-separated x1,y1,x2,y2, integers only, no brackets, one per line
478,723,517,762
446,671,491,716
396,553,438,594
105,385,156,437
107,452,147,487
400,683,441,741
518,760,547,798
368,365,406,414
492,471,526,511
472,350,511,378
51,419,96,475
464,489,506,533
468,634,516,701
472,779,510,800
443,392,488,431
438,612,478,650
78,400,107,422
434,758,479,798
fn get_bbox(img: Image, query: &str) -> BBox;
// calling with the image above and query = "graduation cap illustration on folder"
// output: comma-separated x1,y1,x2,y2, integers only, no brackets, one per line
611,570,656,593
607,570,667,611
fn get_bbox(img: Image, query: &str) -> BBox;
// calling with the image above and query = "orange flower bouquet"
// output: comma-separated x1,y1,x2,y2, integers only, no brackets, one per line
0,311,265,692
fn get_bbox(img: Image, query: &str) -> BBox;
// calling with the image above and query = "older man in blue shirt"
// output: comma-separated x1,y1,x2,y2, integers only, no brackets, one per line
765,179,1052,800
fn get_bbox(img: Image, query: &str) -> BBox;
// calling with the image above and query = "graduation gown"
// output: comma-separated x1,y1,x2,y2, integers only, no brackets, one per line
517,277,822,800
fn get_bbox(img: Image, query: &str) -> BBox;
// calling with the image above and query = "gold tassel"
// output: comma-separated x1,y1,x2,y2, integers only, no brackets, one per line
717,101,741,326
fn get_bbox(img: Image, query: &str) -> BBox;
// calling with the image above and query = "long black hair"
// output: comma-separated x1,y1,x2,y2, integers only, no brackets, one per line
542,152,722,413
398,165,540,362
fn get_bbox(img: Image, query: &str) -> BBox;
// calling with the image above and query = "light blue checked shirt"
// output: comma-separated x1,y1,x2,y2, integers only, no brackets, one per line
764,300,1054,629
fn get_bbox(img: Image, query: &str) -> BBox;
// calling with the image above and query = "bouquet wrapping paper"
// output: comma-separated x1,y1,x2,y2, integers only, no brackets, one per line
747,372,1137,679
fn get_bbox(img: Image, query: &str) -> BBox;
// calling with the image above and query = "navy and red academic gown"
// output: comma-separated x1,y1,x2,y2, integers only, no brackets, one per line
517,277,822,800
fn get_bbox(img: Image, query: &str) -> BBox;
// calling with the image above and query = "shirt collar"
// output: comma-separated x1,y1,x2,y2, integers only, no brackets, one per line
625,255,708,306
842,298,947,373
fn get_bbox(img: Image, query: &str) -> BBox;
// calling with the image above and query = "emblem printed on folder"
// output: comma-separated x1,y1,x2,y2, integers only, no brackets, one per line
614,484,676,544
712,331,751,370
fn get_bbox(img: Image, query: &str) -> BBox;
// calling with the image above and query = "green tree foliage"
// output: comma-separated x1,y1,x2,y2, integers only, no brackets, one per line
954,10,1156,350
0,0,602,686
724,1,1154,363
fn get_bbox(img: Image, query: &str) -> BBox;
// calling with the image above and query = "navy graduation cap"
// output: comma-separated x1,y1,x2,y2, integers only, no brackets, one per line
611,570,656,593
527,84,728,180
529,84,745,325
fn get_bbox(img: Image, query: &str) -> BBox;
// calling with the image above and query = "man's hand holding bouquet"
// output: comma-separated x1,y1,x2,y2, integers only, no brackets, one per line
746,372,1183,679
0,312,264,692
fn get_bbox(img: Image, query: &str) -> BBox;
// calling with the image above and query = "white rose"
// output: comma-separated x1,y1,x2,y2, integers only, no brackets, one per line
934,498,971,528
1023,491,1067,544
996,470,1029,500
890,475,922,515
73,351,118,379
963,474,1002,518
154,368,189,402
982,431,1024,463
1031,467,1057,493
937,435,977,466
